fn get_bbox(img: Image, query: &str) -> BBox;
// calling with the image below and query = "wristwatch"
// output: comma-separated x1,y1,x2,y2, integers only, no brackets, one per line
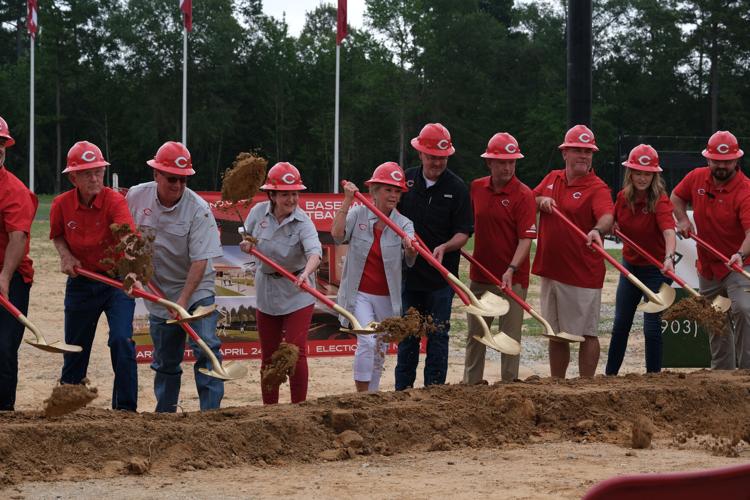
507,264,518,273
664,254,676,263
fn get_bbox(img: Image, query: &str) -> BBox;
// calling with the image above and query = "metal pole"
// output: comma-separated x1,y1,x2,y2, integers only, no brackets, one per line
333,44,341,193
182,28,188,146
29,36,35,192
567,0,592,128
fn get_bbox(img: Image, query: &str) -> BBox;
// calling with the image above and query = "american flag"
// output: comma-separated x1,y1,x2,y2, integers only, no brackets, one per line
180,0,192,32
27,0,38,38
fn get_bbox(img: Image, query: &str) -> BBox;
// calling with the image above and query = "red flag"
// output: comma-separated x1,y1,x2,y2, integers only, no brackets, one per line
336,0,347,45
27,0,38,38
180,0,192,32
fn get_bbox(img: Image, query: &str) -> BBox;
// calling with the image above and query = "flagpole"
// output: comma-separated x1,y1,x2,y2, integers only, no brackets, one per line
181,28,188,147
29,34,35,193
333,44,341,194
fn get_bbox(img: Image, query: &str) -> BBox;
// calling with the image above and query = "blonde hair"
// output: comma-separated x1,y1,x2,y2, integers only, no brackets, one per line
622,168,666,213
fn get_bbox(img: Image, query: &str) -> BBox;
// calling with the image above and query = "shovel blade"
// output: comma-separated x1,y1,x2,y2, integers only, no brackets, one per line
472,333,520,355
24,339,83,354
712,296,731,313
636,283,676,313
548,331,586,343
197,361,247,381
167,304,218,324
465,291,510,317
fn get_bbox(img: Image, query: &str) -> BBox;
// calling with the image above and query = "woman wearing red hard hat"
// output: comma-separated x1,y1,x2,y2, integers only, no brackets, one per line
50,140,138,411
240,162,322,404
0,116,39,411
606,144,676,375
332,162,417,392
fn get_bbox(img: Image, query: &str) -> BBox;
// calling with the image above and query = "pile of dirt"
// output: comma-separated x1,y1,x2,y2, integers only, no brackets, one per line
1,370,748,487
662,296,728,334
219,152,267,219
42,382,98,418
100,223,154,290
375,307,437,344
261,342,299,390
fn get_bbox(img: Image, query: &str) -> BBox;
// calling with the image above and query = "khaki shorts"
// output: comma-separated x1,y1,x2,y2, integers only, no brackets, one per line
539,277,602,337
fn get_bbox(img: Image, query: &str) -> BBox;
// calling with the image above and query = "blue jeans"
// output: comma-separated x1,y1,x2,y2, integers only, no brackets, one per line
395,285,454,390
606,261,671,375
0,272,31,411
149,296,223,412
61,276,138,411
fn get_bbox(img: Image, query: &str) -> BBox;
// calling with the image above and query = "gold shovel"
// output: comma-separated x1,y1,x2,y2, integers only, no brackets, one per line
0,294,83,353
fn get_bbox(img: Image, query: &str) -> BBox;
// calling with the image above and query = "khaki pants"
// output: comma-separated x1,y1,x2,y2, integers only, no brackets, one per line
463,281,526,383
699,268,750,370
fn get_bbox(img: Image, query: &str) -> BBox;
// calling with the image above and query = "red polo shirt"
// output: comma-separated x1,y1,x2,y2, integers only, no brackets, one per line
532,169,614,288
470,175,537,288
615,191,675,267
0,167,38,283
672,167,750,280
49,187,135,274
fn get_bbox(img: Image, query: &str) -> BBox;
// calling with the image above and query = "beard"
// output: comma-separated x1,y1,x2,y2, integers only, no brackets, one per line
711,167,733,181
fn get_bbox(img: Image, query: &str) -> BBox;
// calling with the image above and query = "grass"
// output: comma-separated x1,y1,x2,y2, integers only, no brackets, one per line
35,194,55,221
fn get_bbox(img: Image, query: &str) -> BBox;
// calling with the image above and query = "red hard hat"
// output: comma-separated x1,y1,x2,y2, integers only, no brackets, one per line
147,141,195,176
622,144,662,172
63,141,110,173
0,116,15,148
481,132,524,160
364,162,408,191
261,162,307,191
702,130,744,160
410,123,455,157
559,124,599,152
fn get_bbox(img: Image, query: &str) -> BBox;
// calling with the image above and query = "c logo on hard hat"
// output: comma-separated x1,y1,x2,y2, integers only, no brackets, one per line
717,144,730,154
505,143,517,154
638,155,651,165
81,151,97,162
281,173,296,184
573,192,582,199
390,171,403,182
578,133,592,143
174,156,189,168
437,139,450,150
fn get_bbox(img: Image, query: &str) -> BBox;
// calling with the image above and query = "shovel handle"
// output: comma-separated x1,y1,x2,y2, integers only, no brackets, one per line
0,292,23,319
459,250,532,314
347,184,472,306
74,267,168,305
614,229,690,289
248,247,337,309
688,231,749,277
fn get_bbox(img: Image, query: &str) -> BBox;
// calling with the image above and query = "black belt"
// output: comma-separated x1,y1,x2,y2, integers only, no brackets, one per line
266,269,304,279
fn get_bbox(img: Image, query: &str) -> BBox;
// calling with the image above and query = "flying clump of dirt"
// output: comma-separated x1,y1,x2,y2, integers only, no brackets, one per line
261,342,299,390
43,381,98,418
375,307,437,344
662,296,728,334
221,152,267,205
100,223,154,290
631,415,654,449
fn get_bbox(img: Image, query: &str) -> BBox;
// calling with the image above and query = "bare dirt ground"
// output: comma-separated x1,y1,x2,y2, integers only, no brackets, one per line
4,226,750,499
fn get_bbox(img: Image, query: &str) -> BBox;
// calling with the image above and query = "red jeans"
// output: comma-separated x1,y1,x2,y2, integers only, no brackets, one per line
256,304,314,404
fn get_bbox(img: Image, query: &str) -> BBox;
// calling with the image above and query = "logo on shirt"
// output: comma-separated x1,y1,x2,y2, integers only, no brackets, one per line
81,150,97,162
67,221,79,230
642,207,649,214
260,220,269,228
528,224,537,232
717,143,730,154
406,180,415,188
174,156,189,169
697,188,706,196
546,184,554,190
501,199,510,207
358,223,367,231
572,191,582,199
143,208,152,216
443,194,453,199
281,173,296,184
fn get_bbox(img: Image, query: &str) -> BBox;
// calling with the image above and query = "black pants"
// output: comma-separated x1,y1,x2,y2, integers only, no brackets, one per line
0,272,31,411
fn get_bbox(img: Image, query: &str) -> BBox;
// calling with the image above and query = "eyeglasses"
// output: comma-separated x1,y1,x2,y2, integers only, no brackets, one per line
160,173,187,184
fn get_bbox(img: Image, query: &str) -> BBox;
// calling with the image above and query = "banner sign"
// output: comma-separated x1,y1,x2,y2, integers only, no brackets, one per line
133,191,425,363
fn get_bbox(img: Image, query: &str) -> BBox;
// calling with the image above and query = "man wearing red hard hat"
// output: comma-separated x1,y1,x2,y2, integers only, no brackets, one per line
464,132,537,384
0,116,39,411
126,141,224,412
672,131,750,369
395,123,473,390
533,125,614,379
50,140,138,411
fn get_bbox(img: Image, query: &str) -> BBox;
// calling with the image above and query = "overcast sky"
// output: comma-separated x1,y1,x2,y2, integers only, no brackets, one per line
262,1,366,36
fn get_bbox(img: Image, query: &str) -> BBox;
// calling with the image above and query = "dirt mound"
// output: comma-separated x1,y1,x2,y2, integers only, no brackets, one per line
2,370,749,487
662,296,727,334
261,342,299,390
43,383,98,418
